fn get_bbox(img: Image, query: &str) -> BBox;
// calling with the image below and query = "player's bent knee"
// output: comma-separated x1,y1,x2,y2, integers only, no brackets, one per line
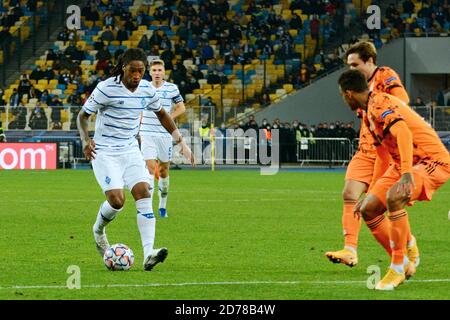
107,194,125,209
342,188,360,201
386,189,409,212
360,199,384,221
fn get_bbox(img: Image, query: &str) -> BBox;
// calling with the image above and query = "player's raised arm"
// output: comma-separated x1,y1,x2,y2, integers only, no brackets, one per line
77,109,96,160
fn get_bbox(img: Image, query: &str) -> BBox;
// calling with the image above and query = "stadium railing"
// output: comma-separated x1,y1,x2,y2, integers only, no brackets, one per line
296,137,354,166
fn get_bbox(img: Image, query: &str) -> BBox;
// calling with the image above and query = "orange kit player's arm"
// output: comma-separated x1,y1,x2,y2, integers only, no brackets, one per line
389,86,409,105
381,69,410,104
388,120,415,196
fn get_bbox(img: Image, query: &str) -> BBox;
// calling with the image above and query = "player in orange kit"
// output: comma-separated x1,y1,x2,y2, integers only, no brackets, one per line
338,69,450,290
326,41,419,271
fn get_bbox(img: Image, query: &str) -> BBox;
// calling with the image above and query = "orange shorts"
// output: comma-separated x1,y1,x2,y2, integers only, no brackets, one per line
370,160,450,207
345,150,377,185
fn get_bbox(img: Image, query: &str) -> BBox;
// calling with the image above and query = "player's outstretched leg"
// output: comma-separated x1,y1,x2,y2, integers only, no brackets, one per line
144,247,169,271
93,200,122,256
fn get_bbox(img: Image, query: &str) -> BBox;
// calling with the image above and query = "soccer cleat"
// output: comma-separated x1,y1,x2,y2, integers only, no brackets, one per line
375,268,406,290
404,260,416,280
325,249,358,267
144,247,168,271
93,226,110,257
159,208,168,218
406,236,420,279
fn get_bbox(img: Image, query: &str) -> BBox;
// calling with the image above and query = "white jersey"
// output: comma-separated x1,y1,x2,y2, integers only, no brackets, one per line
140,81,183,138
82,77,161,153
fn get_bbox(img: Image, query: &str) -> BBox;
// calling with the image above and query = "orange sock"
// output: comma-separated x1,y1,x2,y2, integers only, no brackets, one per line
342,200,361,249
388,209,410,265
365,215,392,256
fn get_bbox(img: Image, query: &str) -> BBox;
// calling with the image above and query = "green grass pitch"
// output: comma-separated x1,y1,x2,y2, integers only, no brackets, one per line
0,169,449,300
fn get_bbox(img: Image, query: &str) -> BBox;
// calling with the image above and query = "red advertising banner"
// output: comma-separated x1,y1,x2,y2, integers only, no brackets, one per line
0,143,57,170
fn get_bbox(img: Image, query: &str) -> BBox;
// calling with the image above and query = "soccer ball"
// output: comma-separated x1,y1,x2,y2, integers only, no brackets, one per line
103,243,135,271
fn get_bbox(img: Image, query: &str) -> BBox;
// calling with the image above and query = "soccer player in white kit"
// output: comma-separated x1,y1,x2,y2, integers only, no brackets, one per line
77,48,194,271
140,59,186,218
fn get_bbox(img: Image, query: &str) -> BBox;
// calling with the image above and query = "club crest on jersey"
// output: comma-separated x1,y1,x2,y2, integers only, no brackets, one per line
141,98,147,108
105,176,111,184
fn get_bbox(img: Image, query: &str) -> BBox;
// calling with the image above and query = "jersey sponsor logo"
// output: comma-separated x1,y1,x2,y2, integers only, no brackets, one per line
381,109,393,119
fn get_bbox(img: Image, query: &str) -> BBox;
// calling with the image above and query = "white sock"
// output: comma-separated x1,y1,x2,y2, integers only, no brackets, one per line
344,245,357,254
390,262,405,274
158,176,169,209
94,200,122,234
136,198,155,259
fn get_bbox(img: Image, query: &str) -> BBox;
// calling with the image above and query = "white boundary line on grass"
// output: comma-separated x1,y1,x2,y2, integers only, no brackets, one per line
2,279,450,290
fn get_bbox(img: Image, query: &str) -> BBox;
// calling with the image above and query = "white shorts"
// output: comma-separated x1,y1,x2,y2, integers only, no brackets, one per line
141,136,173,163
91,149,151,193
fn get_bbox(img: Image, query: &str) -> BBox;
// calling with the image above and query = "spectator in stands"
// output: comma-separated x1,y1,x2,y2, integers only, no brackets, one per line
103,11,114,27
86,3,100,22
30,65,44,81
289,13,303,30
29,102,48,130
64,41,78,60
96,45,112,70
18,75,33,101
9,88,20,107
59,69,71,86
0,26,13,51
8,101,27,129
206,70,221,85
151,30,165,48
43,66,55,80
68,93,82,130
39,89,51,105
201,96,216,107
116,25,129,42
413,97,425,106
342,122,357,141
135,10,149,26
46,48,58,61
100,26,115,43
260,90,271,106
49,95,63,130
0,87,4,110
299,64,311,86
402,0,415,15
138,35,151,54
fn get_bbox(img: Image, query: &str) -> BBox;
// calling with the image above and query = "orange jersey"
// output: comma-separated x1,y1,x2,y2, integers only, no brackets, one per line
366,92,450,167
357,66,409,158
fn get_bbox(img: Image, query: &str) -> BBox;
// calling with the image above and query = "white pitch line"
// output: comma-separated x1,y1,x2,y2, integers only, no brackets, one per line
2,279,450,290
